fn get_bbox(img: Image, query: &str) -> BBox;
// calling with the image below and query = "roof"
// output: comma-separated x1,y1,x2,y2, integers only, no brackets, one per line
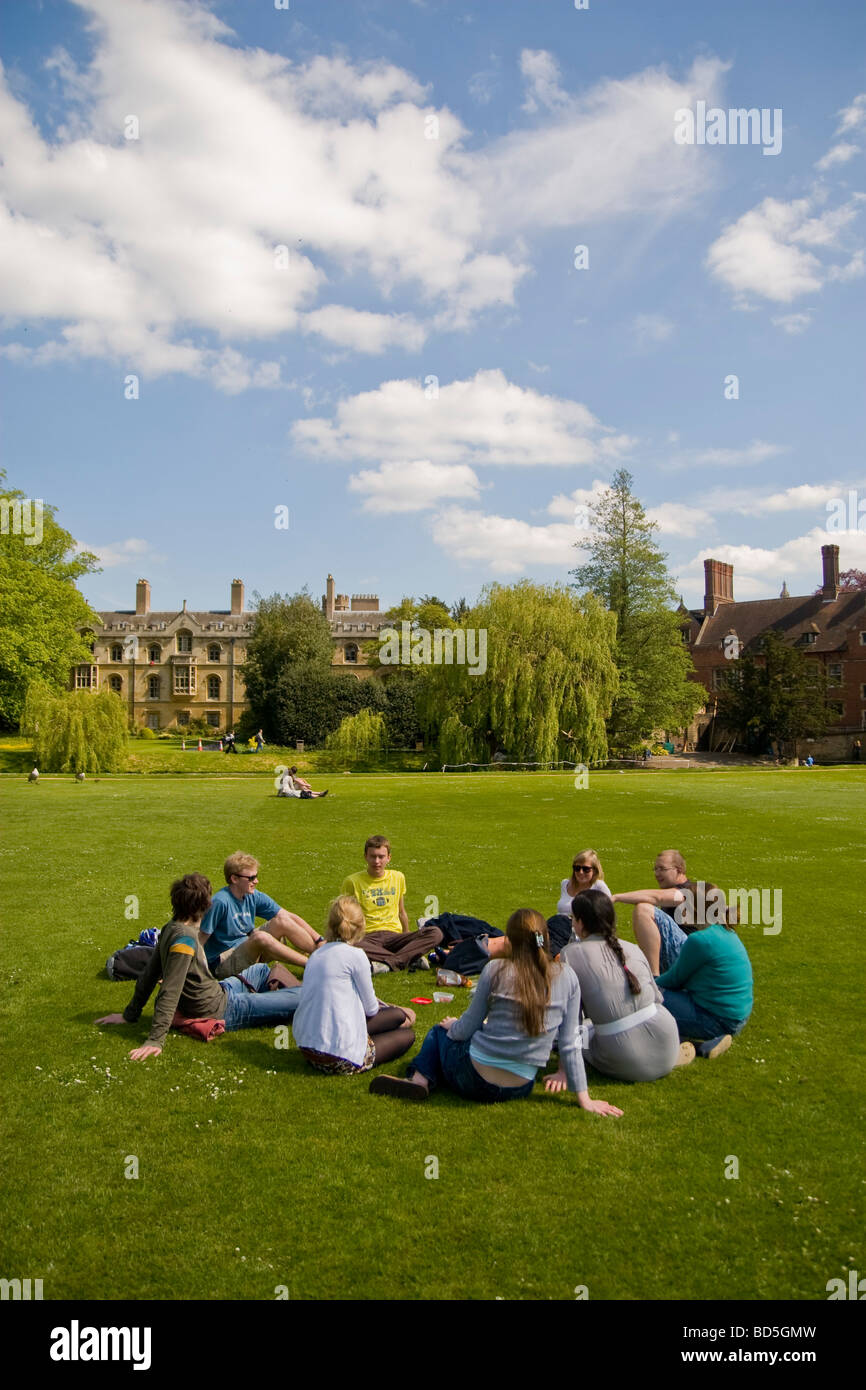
693,590,866,655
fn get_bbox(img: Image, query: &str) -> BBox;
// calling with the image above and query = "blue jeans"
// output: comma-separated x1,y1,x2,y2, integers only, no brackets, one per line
220,966,303,1030
408,1026,535,1104
653,908,689,973
660,987,748,1043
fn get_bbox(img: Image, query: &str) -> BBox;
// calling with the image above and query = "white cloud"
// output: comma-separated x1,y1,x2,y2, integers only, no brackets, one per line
678,527,866,601
520,50,569,115
835,93,866,135
705,481,866,516
78,537,159,568
632,312,675,346
646,502,712,537
546,480,611,519
294,369,635,468
302,306,426,354
348,461,482,512
771,311,813,334
706,194,864,305
474,55,728,233
815,141,860,171
430,505,579,574
689,440,787,468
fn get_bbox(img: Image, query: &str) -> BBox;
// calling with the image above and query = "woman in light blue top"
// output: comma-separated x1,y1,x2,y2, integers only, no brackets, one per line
369,909,623,1115
292,896,415,1074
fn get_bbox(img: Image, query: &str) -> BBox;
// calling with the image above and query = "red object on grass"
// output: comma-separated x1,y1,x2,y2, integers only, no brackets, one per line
410,997,433,1005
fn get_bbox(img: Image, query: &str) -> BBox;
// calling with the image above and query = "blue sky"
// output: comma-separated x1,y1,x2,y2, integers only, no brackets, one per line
2,0,865,615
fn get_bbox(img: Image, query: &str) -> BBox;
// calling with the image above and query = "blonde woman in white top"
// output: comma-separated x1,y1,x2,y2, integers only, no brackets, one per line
548,849,612,956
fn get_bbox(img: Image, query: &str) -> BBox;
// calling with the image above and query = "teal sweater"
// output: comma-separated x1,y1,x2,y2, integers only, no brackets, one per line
656,925,753,1025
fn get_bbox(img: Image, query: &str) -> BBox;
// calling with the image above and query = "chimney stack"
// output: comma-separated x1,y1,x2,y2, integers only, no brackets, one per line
136,579,151,615
322,574,335,620
703,559,734,616
821,544,839,601
231,579,244,615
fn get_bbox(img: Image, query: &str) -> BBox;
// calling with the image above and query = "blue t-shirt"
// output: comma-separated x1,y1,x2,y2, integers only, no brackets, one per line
200,886,281,966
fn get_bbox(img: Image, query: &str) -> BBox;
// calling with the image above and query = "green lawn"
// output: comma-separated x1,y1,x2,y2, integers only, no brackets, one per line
1,769,863,1301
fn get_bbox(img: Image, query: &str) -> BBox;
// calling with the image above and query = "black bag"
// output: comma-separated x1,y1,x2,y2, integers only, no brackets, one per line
105,944,155,981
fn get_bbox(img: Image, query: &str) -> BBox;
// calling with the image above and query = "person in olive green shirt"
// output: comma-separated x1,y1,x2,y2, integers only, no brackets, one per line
96,874,302,1057
341,835,443,974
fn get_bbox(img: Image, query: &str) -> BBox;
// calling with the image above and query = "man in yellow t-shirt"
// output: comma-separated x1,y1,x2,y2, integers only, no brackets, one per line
341,835,443,974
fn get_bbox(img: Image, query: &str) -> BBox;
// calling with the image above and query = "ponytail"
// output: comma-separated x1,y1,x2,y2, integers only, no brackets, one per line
571,889,641,995
491,909,554,1037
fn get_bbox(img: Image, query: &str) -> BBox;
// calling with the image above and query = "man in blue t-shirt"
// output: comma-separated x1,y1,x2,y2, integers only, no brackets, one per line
200,851,324,980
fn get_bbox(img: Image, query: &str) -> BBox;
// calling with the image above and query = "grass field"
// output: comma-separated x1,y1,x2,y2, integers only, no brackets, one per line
1,768,863,1302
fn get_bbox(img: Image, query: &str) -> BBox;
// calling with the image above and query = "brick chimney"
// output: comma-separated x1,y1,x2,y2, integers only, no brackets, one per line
231,579,244,615
322,574,335,620
703,559,734,616
135,578,151,615
821,544,839,601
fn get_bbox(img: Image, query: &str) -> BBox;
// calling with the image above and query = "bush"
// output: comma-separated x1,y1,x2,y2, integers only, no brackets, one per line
22,684,128,772
139,726,156,740
271,666,386,747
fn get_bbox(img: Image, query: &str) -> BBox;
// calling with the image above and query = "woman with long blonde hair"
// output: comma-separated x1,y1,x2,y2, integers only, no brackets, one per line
369,908,623,1115
292,896,416,1074
547,849,612,955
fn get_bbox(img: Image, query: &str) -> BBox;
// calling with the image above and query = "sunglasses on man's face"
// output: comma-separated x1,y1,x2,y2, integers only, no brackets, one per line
235,873,259,881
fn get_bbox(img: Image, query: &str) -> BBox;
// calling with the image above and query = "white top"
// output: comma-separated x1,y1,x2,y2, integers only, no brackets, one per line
291,941,380,1065
556,877,613,917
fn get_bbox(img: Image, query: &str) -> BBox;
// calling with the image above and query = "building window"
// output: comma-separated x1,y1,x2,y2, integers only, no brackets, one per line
345,643,358,663
860,633,866,646
800,632,817,646
148,645,161,664
146,713,160,731
207,676,221,700
828,663,843,684
177,711,190,727
148,676,161,700
711,668,732,691
828,701,844,716
206,712,220,728
75,665,96,689
208,644,221,661
109,675,123,693
176,631,192,653
110,644,124,662
861,684,866,701
174,665,194,695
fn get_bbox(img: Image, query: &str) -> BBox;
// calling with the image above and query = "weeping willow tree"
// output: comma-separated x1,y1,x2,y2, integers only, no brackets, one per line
22,683,128,773
325,708,388,764
416,582,618,765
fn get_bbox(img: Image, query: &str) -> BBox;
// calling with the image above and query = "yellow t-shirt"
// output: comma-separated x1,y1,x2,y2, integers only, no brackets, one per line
341,869,406,933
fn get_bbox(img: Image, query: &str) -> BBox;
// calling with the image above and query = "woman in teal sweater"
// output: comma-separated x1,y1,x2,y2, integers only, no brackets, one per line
655,920,753,1060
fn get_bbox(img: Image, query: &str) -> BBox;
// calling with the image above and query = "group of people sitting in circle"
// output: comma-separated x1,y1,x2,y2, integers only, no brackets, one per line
97,838,754,1119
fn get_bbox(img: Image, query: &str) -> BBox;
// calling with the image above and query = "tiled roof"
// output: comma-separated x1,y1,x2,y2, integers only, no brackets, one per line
694,590,866,655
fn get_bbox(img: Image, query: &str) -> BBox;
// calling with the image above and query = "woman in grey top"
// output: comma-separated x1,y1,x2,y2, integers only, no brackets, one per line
369,909,623,1115
559,890,693,1082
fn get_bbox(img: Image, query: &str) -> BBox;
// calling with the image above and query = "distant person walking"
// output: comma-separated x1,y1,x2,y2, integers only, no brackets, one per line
255,729,265,753
854,739,862,763
223,730,237,754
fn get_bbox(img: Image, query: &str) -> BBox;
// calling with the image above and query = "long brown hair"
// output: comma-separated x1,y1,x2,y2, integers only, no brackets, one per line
490,909,555,1037
571,890,641,996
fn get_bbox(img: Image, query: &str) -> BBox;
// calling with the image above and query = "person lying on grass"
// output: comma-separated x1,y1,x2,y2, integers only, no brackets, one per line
368,909,623,1115
200,851,324,980
557,889,694,1080
292,896,416,1075
96,873,304,1061
610,849,725,975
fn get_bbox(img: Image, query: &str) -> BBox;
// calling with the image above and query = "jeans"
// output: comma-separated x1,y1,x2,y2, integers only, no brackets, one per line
220,966,303,1030
660,987,748,1043
408,1026,535,1104
653,908,689,973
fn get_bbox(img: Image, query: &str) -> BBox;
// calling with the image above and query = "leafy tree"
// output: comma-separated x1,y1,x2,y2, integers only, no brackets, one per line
450,597,470,622
381,670,422,747
22,684,127,772
417,581,618,765
813,568,866,594
716,630,836,752
570,468,705,750
242,591,334,734
270,666,386,747
325,708,388,762
0,473,101,728
363,595,455,672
